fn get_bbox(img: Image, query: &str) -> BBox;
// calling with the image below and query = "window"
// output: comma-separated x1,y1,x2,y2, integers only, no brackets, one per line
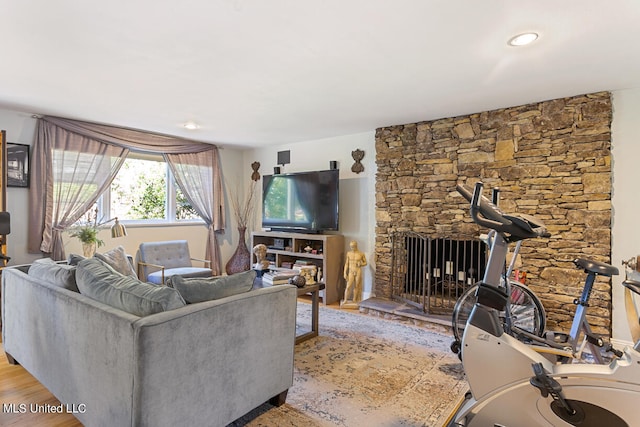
100,153,200,223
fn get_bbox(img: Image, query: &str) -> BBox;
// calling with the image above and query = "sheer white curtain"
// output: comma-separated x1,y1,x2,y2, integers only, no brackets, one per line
29,120,128,260
166,151,225,276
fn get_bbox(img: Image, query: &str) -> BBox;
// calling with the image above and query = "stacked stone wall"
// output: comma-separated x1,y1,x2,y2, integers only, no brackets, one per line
375,92,612,335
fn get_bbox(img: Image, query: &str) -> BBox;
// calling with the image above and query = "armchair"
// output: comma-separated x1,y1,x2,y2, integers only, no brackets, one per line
136,240,212,284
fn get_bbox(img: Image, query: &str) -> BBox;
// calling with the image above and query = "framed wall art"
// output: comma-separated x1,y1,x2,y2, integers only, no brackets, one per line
7,143,30,188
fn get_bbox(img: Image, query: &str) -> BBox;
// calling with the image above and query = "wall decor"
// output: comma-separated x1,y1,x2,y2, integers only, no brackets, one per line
7,143,30,188
351,149,365,174
251,161,261,181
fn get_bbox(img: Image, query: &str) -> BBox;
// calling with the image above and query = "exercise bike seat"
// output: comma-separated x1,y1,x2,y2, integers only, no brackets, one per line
574,258,619,277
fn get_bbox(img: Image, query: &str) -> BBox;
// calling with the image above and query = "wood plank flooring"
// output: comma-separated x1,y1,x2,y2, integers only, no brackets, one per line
0,340,82,427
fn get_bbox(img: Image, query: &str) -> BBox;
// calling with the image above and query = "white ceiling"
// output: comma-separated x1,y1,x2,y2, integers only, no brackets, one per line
1,0,639,148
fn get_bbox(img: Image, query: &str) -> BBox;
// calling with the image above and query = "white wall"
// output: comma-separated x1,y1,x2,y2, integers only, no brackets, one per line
611,87,640,344
247,132,377,299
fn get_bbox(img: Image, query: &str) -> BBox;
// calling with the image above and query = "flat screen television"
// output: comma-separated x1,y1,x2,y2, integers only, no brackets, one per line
262,169,339,233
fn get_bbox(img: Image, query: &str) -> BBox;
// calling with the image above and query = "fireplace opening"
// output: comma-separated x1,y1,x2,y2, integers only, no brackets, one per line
390,232,487,315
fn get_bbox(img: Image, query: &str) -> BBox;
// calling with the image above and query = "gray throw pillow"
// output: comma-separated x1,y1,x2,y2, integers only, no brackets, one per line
67,253,86,266
29,258,79,292
94,245,136,277
76,257,186,316
171,269,256,304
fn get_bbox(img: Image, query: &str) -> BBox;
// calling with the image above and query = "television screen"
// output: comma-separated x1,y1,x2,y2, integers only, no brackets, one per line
262,169,339,233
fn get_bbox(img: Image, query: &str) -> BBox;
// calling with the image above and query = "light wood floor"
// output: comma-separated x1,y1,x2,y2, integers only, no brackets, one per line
0,339,82,426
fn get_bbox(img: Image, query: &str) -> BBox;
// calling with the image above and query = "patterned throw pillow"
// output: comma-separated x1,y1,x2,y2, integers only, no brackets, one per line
95,245,137,277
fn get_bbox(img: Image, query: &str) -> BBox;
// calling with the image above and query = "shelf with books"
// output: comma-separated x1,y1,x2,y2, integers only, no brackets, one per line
251,231,344,305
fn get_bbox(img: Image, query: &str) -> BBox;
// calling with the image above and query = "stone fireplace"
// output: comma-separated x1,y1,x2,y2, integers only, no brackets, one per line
374,91,613,335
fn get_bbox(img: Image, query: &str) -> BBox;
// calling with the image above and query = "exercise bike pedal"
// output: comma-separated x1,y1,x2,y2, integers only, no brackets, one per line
530,363,582,420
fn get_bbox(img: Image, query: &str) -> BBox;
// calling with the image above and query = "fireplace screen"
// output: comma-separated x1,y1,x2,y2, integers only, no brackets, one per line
390,232,487,315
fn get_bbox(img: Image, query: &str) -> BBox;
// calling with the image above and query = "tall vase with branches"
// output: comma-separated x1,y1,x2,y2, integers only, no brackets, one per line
225,181,258,275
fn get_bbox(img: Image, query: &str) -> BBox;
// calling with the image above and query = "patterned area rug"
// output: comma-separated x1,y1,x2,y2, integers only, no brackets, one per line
229,302,467,427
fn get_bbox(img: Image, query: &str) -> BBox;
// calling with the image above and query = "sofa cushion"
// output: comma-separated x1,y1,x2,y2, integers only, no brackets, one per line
76,257,186,316
95,245,136,277
170,269,256,304
28,257,79,292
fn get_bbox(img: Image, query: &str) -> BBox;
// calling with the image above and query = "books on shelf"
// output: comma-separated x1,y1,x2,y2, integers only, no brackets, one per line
261,277,291,285
262,268,297,285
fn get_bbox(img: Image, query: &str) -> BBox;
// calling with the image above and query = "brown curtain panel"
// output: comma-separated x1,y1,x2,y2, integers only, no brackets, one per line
166,151,225,276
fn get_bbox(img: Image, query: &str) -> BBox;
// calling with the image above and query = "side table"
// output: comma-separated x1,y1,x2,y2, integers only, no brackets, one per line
295,282,325,344
253,277,324,344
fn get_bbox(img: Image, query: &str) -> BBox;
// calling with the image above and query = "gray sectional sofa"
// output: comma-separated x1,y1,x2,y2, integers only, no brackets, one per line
1,261,297,427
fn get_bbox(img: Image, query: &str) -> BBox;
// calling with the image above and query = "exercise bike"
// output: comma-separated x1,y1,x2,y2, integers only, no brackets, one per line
450,233,547,354
451,185,619,363
447,181,640,427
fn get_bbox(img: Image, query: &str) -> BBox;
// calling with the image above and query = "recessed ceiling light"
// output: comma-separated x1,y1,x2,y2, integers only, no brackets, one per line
508,32,539,46
183,121,200,130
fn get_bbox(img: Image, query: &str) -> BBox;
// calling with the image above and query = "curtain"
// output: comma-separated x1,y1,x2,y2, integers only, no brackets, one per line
28,117,225,270
40,116,212,154
165,151,225,276
28,119,128,260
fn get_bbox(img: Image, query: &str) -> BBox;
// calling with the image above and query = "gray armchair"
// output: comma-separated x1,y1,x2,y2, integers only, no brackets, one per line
136,240,212,284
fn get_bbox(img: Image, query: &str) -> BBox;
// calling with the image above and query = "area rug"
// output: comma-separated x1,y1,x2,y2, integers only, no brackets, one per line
229,302,467,427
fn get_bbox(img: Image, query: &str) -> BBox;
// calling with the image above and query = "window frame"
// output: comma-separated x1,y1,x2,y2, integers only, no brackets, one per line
98,152,204,226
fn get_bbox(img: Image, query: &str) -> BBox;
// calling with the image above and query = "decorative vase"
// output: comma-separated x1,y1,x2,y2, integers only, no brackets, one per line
225,227,251,275
82,242,97,257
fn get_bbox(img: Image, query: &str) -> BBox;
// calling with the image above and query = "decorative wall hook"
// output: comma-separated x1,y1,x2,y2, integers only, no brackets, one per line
351,149,365,174
251,161,261,181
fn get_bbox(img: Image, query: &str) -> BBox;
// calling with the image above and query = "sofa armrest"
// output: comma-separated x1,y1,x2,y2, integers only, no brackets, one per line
2,267,142,427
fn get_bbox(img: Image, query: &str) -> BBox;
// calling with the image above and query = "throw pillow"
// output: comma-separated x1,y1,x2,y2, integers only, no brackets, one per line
171,269,256,304
76,257,186,317
28,258,79,292
67,253,86,266
94,245,137,277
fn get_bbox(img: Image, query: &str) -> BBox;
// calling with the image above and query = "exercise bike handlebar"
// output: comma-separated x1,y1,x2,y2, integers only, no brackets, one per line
469,182,514,231
458,181,551,240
